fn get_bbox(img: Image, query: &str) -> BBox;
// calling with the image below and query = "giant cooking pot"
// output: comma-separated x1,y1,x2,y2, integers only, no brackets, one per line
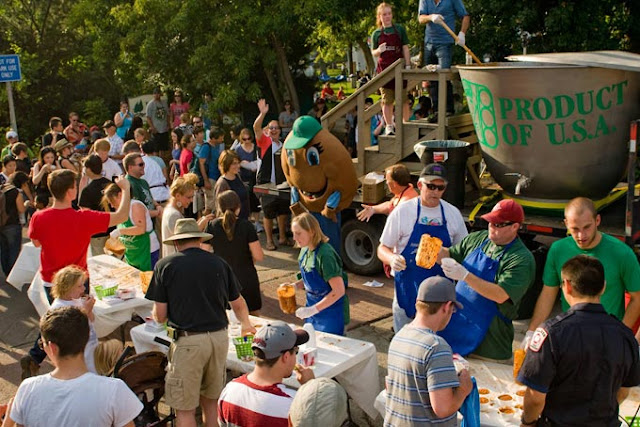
458,62,640,201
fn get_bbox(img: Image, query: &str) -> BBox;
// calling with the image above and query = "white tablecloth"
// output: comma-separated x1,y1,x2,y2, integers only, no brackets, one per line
130,315,381,419
7,242,41,289
23,254,152,338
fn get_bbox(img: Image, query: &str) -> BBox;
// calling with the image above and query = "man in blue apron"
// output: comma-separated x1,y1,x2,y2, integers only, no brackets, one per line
378,164,468,333
438,199,535,360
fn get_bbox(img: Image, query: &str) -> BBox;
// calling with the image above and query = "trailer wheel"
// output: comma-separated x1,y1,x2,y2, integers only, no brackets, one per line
341,218,383,275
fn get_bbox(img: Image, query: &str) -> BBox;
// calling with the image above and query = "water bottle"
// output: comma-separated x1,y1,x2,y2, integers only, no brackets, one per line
303,323,316,348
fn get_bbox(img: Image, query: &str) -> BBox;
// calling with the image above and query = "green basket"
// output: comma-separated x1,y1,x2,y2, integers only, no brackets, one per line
94,284,117,300
232,335,254,361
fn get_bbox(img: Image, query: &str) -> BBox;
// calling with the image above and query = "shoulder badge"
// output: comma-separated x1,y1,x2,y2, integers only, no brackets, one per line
528,327,548,352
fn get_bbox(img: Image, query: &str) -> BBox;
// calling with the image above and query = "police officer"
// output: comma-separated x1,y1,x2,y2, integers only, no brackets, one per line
517,255,640,427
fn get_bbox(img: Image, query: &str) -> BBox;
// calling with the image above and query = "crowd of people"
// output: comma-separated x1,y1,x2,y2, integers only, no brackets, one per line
2,1,640,425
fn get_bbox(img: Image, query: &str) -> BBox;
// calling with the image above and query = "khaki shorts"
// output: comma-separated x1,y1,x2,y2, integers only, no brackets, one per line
164,329,229,410
203,186,216,214
379,87,409,105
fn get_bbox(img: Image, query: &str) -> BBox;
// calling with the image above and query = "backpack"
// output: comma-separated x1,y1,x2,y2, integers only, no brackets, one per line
0,184,16,227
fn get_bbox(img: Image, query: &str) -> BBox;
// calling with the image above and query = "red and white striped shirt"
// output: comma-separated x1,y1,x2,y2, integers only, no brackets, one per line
218,374,297,427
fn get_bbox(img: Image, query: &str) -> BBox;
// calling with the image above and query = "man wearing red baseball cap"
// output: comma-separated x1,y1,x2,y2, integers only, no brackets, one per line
436,199,535,361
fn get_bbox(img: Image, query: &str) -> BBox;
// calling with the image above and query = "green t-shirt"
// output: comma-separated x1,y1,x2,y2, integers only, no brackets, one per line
299,241,348,285
543,233,640,320
449,230,536,360
126,174,154,211
371,24,410,49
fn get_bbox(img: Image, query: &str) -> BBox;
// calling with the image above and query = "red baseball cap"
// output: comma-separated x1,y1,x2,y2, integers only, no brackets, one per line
481,199,524,224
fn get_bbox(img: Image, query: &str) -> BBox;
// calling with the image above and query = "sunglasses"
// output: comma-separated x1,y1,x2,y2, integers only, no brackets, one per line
268,126,280,130
193,120,202,124
136,163,145,167
424,183,446,191
37,338,51,351
282,346,299,355
490,222,514,228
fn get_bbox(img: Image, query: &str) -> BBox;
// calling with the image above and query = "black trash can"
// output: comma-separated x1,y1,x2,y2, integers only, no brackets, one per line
415,140,470,208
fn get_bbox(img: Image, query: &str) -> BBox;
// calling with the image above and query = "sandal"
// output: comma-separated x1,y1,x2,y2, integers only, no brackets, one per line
279,238,294,247
266,241,277,251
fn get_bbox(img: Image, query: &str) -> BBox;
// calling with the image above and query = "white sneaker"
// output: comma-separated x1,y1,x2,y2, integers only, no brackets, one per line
385,125,395,136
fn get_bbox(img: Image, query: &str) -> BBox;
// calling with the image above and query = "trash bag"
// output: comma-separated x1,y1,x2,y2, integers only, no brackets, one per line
459,376,480,427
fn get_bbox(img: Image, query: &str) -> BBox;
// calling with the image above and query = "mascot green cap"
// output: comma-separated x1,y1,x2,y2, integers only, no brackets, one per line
284,116,323,149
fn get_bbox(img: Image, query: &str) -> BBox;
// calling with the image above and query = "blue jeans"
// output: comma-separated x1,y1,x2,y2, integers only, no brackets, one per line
424,42,454,114
0,224,22,276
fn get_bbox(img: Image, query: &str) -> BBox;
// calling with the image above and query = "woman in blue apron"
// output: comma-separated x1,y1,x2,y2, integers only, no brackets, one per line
290,213,348,335
438,238,516,356
393,200,451,332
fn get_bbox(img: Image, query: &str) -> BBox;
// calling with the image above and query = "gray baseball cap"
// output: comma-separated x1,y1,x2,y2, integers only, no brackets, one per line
417,276,463,309
252,321,309,359
420,163,448,183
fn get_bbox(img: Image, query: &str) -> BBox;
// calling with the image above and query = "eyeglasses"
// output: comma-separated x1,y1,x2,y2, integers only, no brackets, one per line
490,222,514,228
283,346,299,355
424,183,446,191
136,163,145,167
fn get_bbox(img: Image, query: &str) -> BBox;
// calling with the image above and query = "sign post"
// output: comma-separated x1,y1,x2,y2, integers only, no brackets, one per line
0,54,22,135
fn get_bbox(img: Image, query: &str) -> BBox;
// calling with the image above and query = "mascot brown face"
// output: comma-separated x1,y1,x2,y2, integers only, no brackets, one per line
282,116,358,222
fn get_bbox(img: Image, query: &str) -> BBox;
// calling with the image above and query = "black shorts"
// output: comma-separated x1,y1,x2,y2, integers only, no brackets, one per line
261,198,290,219
152,131,170,151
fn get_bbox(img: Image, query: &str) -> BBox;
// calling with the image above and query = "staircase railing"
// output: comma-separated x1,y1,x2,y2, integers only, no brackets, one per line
321,59,459,176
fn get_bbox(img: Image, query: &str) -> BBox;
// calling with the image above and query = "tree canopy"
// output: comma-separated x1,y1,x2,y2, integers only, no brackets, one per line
0,0,637,144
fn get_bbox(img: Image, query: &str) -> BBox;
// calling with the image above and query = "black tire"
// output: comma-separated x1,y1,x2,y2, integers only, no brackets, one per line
341,217,384,276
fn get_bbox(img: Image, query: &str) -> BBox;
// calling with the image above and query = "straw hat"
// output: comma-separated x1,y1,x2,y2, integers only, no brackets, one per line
162,218,212,243
54,138,72,153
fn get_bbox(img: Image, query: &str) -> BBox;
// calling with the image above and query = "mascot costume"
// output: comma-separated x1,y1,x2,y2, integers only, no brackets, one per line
282,116,358,253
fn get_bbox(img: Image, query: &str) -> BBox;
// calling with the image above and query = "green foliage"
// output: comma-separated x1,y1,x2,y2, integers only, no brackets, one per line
0,0,637,145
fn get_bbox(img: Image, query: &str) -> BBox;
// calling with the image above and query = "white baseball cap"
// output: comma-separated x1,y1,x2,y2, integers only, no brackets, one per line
5,131,18,139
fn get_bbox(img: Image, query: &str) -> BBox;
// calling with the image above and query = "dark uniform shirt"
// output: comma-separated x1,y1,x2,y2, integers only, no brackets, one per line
145,247,241,332
517,303,640,427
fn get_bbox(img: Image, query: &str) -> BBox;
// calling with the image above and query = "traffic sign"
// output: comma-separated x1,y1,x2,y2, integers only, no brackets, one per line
0,55,21,82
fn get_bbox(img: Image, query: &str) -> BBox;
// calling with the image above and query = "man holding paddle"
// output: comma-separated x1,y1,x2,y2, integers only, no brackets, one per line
418,0,470,114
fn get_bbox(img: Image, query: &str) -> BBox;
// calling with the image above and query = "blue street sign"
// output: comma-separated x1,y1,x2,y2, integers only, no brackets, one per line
0,55,21,83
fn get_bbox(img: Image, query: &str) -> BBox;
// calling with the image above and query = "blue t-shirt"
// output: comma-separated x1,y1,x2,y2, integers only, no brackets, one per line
198,142,224,180
418,0,468,45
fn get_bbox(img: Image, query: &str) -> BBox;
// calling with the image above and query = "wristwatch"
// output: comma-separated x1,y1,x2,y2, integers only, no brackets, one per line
520,415,537,426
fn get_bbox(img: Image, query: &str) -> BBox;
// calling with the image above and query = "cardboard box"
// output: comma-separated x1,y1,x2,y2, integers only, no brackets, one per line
362,178,386,204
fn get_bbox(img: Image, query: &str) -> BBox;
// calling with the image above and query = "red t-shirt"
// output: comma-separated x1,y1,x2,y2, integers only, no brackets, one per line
257,134,272,159
179,149,193,176
28,208,110,282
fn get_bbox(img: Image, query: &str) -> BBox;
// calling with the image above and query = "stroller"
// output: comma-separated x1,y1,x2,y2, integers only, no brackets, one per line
112,347,175,426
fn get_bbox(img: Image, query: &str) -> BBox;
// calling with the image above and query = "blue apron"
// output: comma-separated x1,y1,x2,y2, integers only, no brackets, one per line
439,238,515,356
394,202,452,319
300,243,346,335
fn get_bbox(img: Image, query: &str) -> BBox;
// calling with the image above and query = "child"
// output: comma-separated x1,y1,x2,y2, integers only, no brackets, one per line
49,266,99,373
93,138,122,181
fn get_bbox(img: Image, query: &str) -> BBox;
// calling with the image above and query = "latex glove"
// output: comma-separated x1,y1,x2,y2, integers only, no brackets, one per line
431,14,443,24
522,330,534,349
110,228,121,239
441,257,469,281
378,42,387,53
391,254,407,272
295,305,319,319
457,31,466,47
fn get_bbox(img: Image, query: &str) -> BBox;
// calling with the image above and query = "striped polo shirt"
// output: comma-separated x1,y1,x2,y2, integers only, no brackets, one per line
385,325,460,426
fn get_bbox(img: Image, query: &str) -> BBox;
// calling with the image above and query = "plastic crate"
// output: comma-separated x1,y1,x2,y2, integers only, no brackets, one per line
232,335,254,361
94,284,117,300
